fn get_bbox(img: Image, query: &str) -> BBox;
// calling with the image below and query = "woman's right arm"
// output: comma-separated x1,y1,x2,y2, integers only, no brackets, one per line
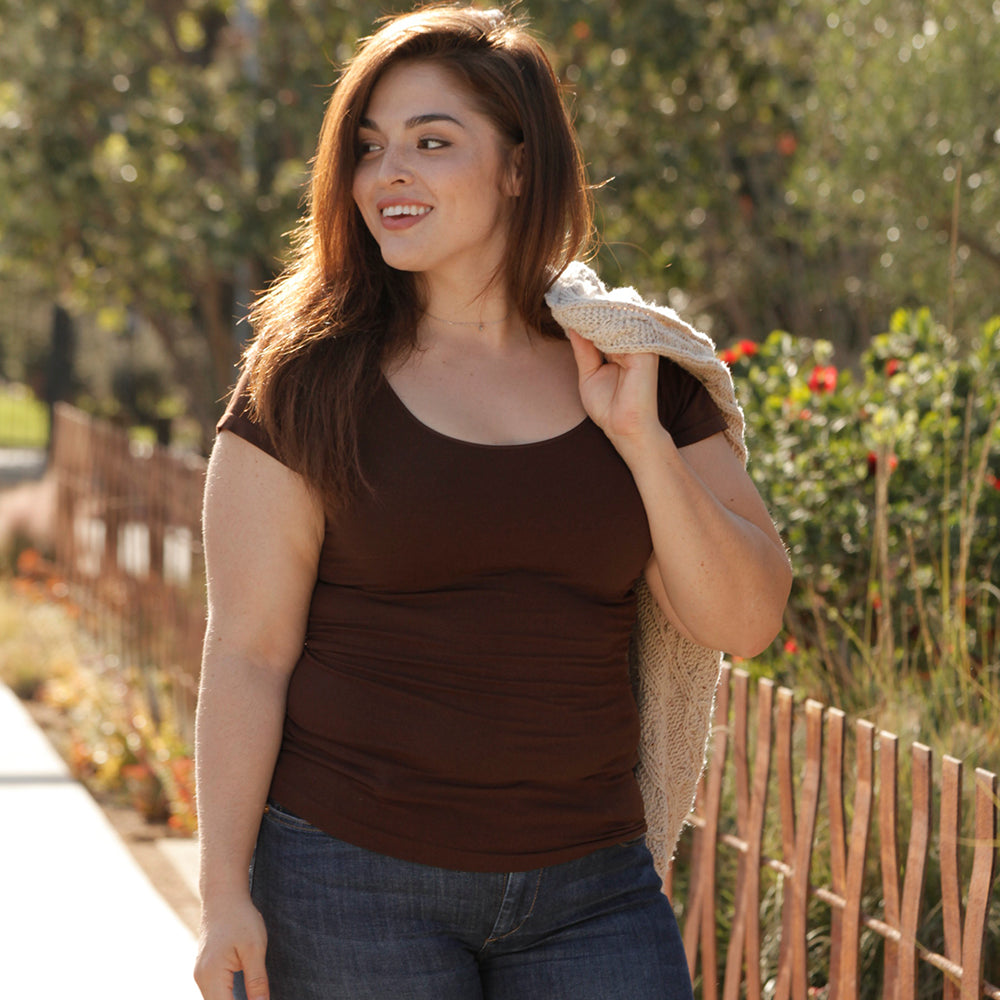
193,431,324,1000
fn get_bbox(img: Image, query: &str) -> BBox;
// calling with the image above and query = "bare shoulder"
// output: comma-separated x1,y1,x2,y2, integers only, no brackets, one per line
206,431,324,539
202,431,325,670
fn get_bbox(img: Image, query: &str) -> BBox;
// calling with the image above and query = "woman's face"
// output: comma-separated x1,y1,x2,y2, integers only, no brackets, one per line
352,60,521,288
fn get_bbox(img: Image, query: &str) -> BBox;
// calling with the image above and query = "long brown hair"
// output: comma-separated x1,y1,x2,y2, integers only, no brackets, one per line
244,3,593,505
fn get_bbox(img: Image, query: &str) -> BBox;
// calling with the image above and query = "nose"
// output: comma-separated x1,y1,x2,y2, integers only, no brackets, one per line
378,143,413,185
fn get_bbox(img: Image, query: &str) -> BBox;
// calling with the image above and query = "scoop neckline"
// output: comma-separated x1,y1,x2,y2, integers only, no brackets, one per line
378,372,592,451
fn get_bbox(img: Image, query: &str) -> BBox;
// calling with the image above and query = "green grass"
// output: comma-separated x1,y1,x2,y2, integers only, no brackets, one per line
0,384,49,449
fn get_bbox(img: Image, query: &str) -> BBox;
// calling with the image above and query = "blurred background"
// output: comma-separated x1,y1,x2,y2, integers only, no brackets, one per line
1,0,997,454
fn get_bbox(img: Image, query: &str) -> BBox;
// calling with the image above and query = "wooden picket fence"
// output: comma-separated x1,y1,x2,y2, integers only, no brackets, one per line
49,403,207,734
44,406,999,997
667,665,999,1000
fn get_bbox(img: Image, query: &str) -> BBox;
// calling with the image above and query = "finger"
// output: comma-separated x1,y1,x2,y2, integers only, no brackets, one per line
238,939,270,1000
565,327,605,380
603,350,658,373
242,965,270,1000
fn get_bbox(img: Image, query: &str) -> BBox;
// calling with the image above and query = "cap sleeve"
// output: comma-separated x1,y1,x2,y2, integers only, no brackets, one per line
657,357,728,448
216,369,284,463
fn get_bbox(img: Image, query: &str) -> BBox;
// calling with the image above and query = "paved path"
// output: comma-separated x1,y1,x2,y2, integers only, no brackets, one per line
0,446,47,486
0,683,202,1000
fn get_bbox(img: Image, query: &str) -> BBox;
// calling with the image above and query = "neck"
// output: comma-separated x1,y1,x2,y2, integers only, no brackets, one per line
417,274,523,347
422,308,512,331
420,267,512,318
418,312,530,353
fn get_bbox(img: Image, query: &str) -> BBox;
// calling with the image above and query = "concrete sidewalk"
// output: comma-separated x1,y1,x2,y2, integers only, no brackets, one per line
0,683,202,1000
0,446,47,486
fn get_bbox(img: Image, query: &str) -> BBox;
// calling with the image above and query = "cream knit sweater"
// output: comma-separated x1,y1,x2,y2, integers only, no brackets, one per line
545,261,747,878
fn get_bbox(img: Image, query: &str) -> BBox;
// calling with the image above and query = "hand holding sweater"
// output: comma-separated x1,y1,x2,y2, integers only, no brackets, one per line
555,264,790,659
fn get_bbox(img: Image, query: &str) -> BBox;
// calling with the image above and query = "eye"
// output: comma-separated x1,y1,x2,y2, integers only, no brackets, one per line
356,138,382,158
418,137,450,150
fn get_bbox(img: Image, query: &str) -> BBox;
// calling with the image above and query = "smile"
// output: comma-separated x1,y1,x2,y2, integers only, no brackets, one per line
380,205,432,218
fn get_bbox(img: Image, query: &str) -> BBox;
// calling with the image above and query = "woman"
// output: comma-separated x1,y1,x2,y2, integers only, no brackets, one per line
194,6,791,1000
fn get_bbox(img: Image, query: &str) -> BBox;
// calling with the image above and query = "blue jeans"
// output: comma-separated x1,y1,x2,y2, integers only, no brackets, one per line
235,801,693,1000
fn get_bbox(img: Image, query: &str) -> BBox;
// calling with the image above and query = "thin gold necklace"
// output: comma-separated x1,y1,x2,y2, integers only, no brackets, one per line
423,309,512,332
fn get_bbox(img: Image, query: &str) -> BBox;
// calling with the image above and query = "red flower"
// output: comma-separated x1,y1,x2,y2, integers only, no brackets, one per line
867,451,899,477
808,365,838,393
886,358,901,376
783,638,799,654
721,340,758,365
986,472,1000,491
798,408,813,421
777,132,798,157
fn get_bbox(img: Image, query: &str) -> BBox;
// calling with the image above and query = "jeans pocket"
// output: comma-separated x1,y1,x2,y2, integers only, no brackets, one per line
264,799,323,833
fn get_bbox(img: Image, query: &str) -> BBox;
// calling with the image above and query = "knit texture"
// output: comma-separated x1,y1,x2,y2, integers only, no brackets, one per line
545,261,747,877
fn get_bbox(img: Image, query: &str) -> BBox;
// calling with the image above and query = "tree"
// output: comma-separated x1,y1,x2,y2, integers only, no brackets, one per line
0,0,382,442
781,0,1000,348
530,0,999,348
528,0,873,345
2,0,997,444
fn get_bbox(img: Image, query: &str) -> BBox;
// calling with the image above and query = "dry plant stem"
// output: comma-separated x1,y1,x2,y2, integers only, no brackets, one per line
947,161,961,344
862,548,876,658
874,442,894,676
940,395,954,660
904,526,936,670
955,395,975,674
823,599,879,684
806,581,845,690
957,400,1000,667
939,163,962,661
983,586,1000,687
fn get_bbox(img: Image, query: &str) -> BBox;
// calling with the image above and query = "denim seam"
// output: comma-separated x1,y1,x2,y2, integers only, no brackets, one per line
482,870,543,947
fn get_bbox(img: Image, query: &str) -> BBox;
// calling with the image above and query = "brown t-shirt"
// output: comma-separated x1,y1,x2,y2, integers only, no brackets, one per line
218,358,727,871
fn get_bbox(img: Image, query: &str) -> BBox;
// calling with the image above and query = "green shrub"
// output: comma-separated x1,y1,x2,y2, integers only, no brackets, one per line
727,310,1000,770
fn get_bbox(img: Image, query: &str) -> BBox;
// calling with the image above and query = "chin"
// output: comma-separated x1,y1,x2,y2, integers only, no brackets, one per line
377,248,429,273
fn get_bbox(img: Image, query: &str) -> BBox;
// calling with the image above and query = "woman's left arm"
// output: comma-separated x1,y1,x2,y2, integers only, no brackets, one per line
568,330,792,658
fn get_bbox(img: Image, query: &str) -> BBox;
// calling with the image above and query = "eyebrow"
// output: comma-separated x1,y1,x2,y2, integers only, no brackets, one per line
358,112,466,130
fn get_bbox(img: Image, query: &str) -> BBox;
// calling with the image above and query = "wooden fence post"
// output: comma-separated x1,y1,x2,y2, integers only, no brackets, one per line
47,405,207,736
881,731,901,998
961,769,998,1000
827,707,847,1000
897,743,932,1000
941,756,964,1000
722,674,773,1000
837,719,875,998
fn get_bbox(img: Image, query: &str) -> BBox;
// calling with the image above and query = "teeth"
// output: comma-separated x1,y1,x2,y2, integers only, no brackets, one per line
381,204,431,217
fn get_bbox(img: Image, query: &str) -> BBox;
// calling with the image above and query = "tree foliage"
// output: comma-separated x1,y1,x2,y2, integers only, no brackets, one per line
0,0,381,436
531,0,1000,345
1,0,997,440
782,0,1000,349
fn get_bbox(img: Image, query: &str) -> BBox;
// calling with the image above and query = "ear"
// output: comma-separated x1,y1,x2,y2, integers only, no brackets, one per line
502,142,525,197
